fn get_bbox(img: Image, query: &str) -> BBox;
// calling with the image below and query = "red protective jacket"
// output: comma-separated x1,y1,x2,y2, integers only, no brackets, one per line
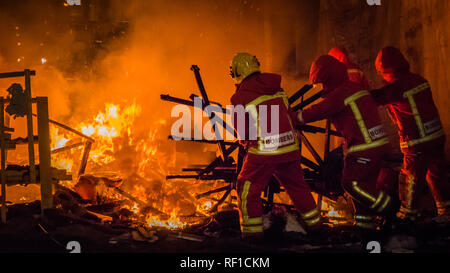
302,55,388,152
372,47,446,153
230,72,300,163
328,47,370,90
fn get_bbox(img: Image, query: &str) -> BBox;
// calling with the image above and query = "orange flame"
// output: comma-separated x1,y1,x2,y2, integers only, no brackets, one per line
50,101,216,229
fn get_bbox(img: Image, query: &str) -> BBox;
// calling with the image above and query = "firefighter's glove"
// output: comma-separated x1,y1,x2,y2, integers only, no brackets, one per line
297,110,305,125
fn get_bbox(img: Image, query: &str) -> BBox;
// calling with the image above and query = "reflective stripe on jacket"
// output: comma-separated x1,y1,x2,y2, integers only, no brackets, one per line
230,73,301,162
371,73,446,152
305,55,388,154
343,90,389,153
244,91,299,155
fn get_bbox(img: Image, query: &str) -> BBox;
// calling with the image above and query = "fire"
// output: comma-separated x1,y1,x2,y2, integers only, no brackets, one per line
50,101,214,230
147,209,187,229
50,101,350,230
130,203,139,214
50,127,74,171
51,127,70,150
315,194,352,225
197,201,212,213
327,207,340,218
77,103,142,164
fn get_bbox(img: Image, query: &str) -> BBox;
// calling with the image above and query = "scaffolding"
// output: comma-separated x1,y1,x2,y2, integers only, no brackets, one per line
0,69,72,224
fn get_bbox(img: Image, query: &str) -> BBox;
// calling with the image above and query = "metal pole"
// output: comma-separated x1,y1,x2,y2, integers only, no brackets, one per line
25,69,36,185
37,97,53,213
323,120,331,161
190,65,227,159
0,98,7,223
318,120,331,213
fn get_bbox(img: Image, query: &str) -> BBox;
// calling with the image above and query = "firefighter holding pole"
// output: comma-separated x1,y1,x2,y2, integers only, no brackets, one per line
295,55,394,231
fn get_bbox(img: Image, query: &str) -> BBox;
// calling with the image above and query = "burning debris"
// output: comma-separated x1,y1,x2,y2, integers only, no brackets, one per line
161,64,355,229
48,100,213,230
0,68,219,251
0,65,357,254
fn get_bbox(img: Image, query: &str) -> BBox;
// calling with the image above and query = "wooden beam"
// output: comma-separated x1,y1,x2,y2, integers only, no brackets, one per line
37,97,53,213
25,69,36,185
0,98,7,223
51,142,84,154
0,70,36,79
32,114,95,143
317,120,332,212
78,141,92,177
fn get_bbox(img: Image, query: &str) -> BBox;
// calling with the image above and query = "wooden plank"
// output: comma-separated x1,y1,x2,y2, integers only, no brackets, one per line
51,142,84,154
50,168,72,181
0,98,7,223
0,70,36,79
77,141,92,177
37,97,53,212
32,114,95,143
25,69,36,185
3,167,71,185
317,119,332,213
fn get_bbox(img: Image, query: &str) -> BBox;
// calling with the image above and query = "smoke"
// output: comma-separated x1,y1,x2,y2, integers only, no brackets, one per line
2,0,312,124
1,0,315,165
72,0,268,120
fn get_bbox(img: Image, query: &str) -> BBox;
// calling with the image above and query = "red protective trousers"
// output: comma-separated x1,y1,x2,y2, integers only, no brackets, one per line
340,147,396,229
236,157,319,237
399,146,450,218
341,148,392,212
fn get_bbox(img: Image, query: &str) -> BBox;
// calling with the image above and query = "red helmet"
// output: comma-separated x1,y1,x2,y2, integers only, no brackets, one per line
328,47,350,65
310,55,349,94
375,46,410,74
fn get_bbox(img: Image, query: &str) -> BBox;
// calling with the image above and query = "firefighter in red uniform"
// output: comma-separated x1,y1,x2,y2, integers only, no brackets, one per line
229,53,320,239
330,47,398,196
372,46,450,220
328,47,371,90
296,55,393,230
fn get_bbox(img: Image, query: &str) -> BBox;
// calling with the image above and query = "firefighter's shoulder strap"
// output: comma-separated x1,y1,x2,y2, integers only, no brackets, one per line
344,90,389,153
347,68,364,76
245,91,289,110
244,91,289,127
400,82,445,149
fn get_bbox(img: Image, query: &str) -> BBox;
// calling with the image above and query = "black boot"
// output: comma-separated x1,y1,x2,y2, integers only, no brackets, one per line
304,222,334,245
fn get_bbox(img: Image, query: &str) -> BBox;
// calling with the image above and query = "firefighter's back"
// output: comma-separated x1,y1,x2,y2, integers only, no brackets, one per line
386,72,445,152
231,72,301,164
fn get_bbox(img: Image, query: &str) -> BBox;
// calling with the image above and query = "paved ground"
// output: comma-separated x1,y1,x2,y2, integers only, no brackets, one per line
1,201,450,253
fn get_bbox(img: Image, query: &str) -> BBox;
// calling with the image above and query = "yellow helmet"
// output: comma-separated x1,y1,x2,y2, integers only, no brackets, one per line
230,52,261,84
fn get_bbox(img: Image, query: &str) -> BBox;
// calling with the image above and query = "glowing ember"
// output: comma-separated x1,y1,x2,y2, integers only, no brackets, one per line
75,103,142,164
147,210,187,229
327,208,340,218
51,127,70,150
50,101,215,229
198,201,212,212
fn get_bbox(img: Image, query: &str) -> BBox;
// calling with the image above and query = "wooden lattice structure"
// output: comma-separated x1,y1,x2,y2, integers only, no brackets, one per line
0,69,72,224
